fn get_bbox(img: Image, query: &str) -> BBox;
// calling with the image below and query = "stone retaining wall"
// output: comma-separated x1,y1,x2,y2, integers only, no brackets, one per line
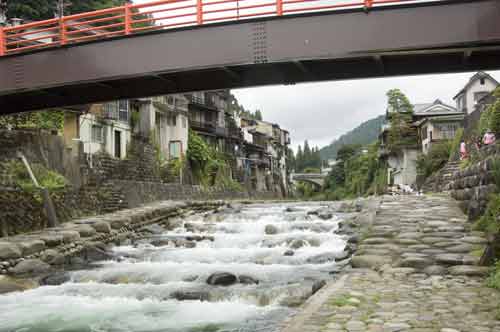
448,144,500,219
0,200,223,275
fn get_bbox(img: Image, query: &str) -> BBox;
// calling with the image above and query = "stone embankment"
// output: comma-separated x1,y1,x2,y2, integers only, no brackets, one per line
0,200,223,279
282,195,500,332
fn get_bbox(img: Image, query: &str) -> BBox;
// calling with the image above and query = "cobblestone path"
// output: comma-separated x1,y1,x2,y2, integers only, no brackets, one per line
282,195,500,332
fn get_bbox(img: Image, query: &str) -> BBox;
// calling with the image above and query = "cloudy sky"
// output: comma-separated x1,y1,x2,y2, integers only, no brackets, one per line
233,71,500,150
131,1,500,151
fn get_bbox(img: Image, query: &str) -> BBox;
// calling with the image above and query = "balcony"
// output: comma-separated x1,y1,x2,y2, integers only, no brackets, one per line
189,119,216,133
187,95,217,111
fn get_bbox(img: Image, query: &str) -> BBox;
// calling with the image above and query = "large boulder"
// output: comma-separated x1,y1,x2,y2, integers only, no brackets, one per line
74,225,97,237
60,231,80,243
0,243,22,260
82,244,114,262
306,253,337,264
11,259,51,275
0,276,37,294
18,240,45,256
265,225,279,235
40,272,71,286
206,272,237,286
92,221,112,234
312,280,327,295
41,249,66,265
142,224,164,235
39,234,64,247
318,211,333,220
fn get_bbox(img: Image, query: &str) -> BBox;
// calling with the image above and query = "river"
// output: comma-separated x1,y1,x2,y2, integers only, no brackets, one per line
0,202,350,332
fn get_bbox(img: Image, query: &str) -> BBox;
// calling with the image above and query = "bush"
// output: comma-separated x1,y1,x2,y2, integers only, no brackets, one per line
489,88,500,136
449,128,464,161
487,261,500,290
416,141,451,180
475,194,500,235
3,160,67,192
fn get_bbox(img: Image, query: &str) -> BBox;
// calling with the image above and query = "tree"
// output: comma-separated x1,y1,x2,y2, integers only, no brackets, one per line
254,110,263,121
386,88,414,116
385,89,417,152
296,145,303,172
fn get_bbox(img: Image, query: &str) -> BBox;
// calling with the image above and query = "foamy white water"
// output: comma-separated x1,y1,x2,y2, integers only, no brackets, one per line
0,202,347,332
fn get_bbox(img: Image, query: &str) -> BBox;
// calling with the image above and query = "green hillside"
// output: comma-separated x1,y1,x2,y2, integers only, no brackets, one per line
319,115,386,160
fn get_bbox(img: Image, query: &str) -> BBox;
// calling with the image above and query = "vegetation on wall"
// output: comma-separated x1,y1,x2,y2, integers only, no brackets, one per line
0,111,64,132
416,141,451,182
2,160,67,193
186,130,241,190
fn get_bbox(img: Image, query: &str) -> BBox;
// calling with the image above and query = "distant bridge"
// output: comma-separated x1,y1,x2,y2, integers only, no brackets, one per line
0,0,499,113
291,173,326,187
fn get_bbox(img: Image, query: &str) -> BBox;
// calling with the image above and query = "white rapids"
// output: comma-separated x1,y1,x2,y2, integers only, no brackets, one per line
0,202,348,332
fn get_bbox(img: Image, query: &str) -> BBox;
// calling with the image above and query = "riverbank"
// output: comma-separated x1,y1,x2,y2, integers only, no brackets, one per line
0,200,223,279
281,194,499,332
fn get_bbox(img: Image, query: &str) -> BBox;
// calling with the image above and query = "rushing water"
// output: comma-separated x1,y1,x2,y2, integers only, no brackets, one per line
0,202,348,332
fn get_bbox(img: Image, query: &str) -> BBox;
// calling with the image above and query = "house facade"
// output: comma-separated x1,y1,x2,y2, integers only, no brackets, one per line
64,100,132,160
413,99,464,154
454,71,499,115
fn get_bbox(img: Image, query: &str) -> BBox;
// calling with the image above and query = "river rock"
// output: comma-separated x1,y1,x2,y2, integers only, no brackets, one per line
312,280,326,294
40,272,71,286
265,225,279,235
448,265,489,276
142,224,164,235
83,244,114,261
11,259,51,275
284,250,295,256
423,265,447,276
0,276,37,294
318,211,333,220
18,240,45,256
40,234,64,247
41,249,65,265
60,230,81,243
171,290,210,301
238,275,259,285
206,272,237,286
150,239,171,247
0,242,22,260
74,225,97,237
306,252,337,264
289,239,308,249
285,207,301,213
92,221,112,234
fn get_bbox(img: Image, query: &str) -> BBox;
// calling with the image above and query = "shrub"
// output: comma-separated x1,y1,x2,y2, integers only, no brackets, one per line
3,160,67,192
489,88,500,136
449,128,464,161
416,141,451,180
487,261,500,290
475,193,500,235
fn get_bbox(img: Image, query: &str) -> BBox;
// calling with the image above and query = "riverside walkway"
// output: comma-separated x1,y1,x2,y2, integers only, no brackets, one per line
282,195,500,332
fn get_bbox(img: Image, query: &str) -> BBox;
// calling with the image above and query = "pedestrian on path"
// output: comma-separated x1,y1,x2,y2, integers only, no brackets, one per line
460,140,468,160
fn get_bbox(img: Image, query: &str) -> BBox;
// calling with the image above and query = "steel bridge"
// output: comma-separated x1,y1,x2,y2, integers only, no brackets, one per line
0,0,499,113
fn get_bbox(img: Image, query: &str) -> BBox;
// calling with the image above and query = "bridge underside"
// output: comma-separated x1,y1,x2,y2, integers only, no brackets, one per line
1,0,500,113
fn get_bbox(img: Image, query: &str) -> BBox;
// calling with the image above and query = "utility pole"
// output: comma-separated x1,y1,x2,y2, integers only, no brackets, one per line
0,0,7,26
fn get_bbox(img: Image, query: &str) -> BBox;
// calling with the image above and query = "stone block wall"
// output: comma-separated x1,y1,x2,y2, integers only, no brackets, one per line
449,144,500,220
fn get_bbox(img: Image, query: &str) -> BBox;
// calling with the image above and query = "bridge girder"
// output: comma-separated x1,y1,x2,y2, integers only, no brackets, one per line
0,0,499,113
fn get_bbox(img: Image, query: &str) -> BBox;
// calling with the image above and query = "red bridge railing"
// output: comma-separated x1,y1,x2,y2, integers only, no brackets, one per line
0,0,430,56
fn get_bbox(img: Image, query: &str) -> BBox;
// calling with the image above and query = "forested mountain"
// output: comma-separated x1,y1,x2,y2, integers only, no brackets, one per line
319,115,386,161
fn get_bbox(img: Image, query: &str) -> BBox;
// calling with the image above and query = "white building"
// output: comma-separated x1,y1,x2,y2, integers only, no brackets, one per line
70,100,132,159
454,72,499,114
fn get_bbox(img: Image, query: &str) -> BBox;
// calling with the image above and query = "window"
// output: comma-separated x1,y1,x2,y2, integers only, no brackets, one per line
182,116,187,128
437,123,458,139
167,115,177,126
169,141,181,158
421,126,428,140
91,125,103,143
103,102,118,119
480,78,485,85
167,96,174,105
474,91,489,103
118,100,129,122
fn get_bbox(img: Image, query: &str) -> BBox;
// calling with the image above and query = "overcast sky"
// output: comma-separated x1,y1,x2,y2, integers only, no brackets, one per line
130,1,500,151
232,71,500,150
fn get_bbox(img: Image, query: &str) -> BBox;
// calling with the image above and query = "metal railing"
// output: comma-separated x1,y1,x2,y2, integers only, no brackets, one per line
0,0,436,56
